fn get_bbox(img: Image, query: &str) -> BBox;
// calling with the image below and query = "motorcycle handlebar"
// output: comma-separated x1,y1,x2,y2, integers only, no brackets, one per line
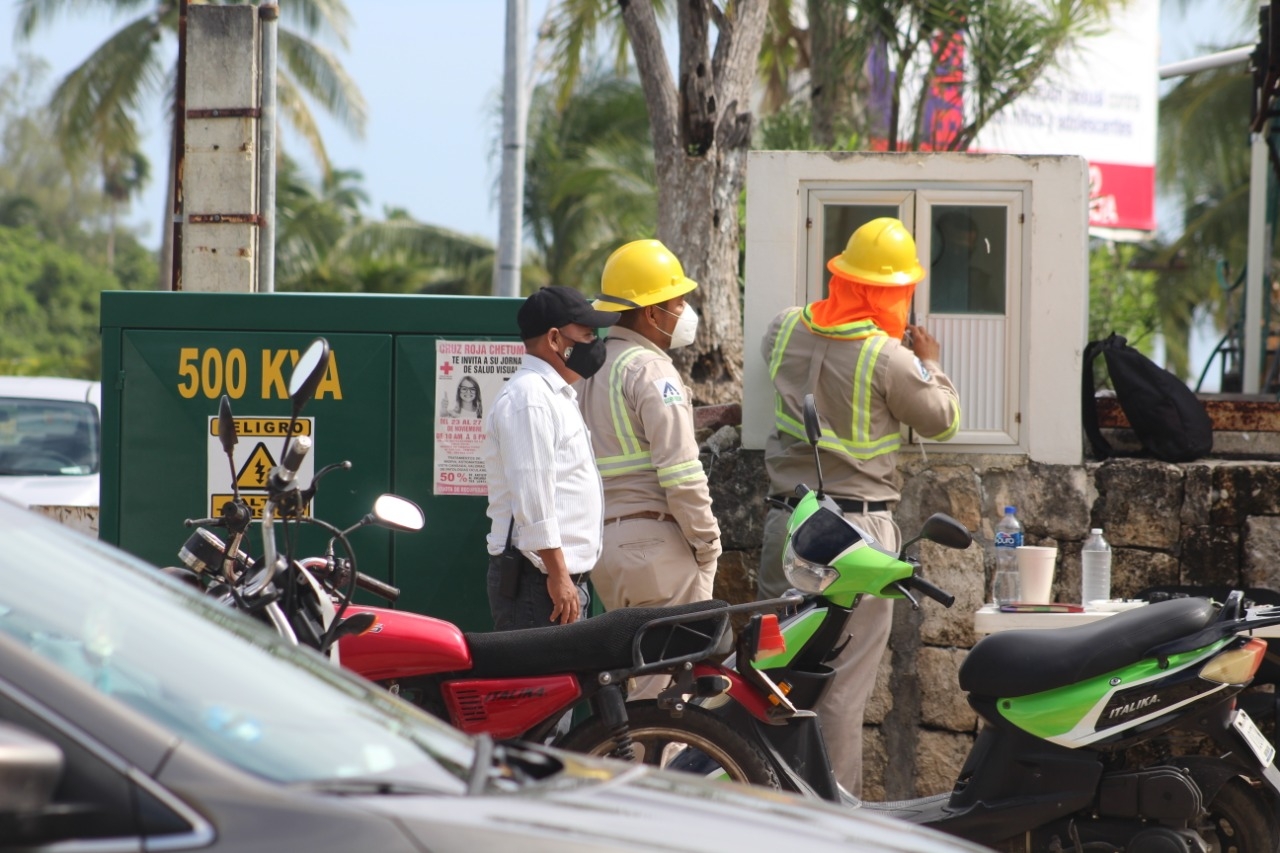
355,572,400,603
904,575,955,608
276,436,312,485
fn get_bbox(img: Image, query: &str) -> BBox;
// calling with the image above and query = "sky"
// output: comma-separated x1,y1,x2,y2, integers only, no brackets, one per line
4,0,554,249
2,0,1248,252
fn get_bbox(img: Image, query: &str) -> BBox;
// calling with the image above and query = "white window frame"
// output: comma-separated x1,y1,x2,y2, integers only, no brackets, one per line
914,188,1025,447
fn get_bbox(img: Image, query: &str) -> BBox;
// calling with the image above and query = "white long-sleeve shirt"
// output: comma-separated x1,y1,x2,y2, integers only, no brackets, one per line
481,354,603,576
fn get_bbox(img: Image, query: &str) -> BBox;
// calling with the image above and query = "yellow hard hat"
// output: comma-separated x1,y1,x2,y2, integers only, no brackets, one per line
595,239,698,311
827,217,925,286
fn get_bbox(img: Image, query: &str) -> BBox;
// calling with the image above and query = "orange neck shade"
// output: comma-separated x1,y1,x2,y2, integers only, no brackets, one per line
806,274,916,340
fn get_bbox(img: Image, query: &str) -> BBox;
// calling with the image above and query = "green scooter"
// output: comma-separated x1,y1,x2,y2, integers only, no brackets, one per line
692,394,1280,851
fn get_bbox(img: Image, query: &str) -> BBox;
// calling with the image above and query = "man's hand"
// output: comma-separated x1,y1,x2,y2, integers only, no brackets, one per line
906,323,941,363
539,548,582,624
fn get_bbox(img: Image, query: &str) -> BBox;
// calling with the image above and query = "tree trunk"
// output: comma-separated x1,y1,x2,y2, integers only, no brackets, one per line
807,0,856,148
620,0,766,405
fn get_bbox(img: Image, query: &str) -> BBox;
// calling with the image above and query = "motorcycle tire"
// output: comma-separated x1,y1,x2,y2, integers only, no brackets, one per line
557,700,780,790
1198,777,1278,853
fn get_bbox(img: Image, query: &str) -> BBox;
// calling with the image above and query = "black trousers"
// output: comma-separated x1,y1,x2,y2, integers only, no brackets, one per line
486,553,591,630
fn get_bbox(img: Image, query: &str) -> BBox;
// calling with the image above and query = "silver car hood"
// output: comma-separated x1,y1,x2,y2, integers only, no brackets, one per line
364,752,987,853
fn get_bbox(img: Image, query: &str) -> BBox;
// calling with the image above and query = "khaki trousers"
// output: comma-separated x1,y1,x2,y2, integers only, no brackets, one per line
759,505,898,796
594,516,717,699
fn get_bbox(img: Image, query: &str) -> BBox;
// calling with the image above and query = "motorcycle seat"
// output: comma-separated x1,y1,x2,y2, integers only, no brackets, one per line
959,597,1217,698
463,599,731,679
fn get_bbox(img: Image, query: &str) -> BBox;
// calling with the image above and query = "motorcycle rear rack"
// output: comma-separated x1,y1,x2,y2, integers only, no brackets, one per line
628,595,802,676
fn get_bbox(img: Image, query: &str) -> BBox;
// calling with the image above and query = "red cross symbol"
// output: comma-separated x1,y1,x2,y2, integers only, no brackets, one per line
440,361,454,376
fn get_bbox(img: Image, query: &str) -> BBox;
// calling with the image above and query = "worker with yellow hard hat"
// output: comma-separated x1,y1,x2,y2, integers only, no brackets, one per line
578,238,722,698
760,216,961,794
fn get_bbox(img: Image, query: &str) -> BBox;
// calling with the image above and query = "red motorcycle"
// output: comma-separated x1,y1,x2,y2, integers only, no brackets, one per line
333,591,799,785
177,337,801,785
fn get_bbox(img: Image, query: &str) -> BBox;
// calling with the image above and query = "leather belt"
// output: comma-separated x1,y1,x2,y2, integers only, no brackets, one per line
780,495,889,514
606,510,677,525
519,555,591,586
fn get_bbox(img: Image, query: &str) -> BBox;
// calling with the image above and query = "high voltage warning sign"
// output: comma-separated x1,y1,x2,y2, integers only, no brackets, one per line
236,443,276,489
207,415,315,519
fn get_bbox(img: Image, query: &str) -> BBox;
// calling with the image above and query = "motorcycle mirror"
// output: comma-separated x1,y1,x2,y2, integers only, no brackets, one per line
288,338,331,419
328,611,378,645
802,394,821,445
217,396,240,500
920,513,972,549
900,513,973,557
217,396,238,454
372,494,425,533
802,394,826,499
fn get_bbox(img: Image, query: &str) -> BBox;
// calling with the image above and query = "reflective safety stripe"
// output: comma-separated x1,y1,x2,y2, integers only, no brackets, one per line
800,306,883,340
924,401,961,442
773,417,902,460
853,336,888,444
769,309,899,463
597,452,653,477
596,344,658,478
769,309,803,381
657,459,706,488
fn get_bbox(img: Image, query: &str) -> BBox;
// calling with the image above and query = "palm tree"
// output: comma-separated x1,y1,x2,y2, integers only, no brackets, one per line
273,156,494,295
101,148,149,268
15,0,367,288
1152,0,1256,380
523,68,657,294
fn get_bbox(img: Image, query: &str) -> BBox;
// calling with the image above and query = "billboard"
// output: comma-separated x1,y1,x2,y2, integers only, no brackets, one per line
974,0,1159,236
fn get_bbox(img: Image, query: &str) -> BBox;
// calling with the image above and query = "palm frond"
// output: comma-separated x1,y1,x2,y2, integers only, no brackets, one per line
276,28,367,137
45,14,168,160
274,0,352,48
335,220,494,269
14,0,153,39
275,74,332,177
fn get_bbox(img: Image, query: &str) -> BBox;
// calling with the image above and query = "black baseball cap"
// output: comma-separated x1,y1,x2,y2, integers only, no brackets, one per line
517,285,621,339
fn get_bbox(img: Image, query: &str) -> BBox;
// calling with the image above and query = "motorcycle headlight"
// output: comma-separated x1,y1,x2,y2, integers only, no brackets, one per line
782,542,839,593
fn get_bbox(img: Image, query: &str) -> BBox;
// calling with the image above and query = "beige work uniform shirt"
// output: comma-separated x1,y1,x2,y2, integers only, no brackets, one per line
763,307,961,501
578,327,722,565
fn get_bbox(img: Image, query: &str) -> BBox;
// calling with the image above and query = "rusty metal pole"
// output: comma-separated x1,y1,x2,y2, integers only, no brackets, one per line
258,3,279,293
167,0,189,291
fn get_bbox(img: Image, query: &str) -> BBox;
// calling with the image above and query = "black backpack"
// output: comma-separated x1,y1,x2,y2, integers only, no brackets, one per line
1082,333,1213,463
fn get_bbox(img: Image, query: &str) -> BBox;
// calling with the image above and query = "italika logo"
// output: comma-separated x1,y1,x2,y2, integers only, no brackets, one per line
1108,694,1160,719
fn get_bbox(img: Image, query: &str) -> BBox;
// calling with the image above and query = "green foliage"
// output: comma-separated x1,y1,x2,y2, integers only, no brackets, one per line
837,0,1115,151
523,68,657,293
273,155,494,295
755,100,860,151
540,0,671,109
1154,62,1252,379
17,0,366,220
0,55,158,378
0,225,149,377
0,58,115,246
1089,240,1159,349
1086,240,1161,390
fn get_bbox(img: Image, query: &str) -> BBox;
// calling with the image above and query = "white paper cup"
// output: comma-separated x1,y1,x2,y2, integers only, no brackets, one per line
1016,546,1057,604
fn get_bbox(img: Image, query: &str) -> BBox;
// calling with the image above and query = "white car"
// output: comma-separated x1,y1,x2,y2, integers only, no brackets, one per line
0,376,101,508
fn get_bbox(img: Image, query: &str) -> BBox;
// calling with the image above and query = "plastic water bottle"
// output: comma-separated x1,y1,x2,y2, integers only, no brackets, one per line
992,506,1023,605
1081,528,1112,607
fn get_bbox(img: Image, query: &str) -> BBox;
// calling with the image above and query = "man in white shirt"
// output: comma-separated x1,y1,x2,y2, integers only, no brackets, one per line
482,286,621,629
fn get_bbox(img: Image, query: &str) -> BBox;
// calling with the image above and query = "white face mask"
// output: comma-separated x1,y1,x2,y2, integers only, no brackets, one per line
657,304,699,349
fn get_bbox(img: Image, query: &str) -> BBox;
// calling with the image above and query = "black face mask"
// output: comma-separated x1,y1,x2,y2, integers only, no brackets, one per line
561,336,606,379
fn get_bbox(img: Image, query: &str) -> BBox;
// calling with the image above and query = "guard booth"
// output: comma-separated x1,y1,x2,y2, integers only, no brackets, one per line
99,291,522,631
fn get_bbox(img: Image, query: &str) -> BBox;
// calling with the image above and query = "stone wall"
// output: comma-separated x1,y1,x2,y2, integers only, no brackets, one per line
698,424,1280,801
